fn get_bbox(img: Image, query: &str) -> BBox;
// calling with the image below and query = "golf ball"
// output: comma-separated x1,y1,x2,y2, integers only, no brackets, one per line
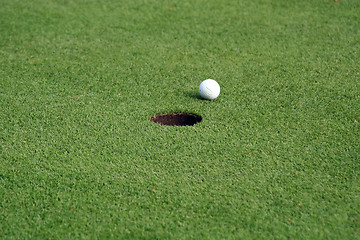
199,79,220,100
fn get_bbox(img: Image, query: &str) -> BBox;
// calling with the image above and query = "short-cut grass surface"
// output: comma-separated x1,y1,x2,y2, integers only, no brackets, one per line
1,0,359,239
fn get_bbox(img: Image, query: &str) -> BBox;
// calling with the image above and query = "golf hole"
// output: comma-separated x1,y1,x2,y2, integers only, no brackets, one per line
150,113,202,126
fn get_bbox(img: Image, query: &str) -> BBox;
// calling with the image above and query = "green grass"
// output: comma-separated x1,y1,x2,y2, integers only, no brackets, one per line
1,0,359,239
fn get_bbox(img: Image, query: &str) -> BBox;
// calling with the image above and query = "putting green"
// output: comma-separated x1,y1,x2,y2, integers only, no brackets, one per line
0,0,359,239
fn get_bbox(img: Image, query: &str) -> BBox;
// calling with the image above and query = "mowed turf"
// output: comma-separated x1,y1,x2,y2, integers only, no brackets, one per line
0,0,359,239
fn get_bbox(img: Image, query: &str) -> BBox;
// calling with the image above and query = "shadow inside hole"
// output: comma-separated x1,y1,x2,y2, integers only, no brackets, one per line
150,113,202,126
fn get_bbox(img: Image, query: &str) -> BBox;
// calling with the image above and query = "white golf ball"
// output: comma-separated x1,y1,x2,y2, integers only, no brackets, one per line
199,79,220,100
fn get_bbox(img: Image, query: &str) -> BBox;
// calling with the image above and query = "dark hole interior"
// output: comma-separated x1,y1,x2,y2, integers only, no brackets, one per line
150,113,202,126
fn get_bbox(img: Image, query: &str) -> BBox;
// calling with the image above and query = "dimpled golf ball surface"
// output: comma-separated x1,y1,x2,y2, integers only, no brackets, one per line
199,79,220,100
